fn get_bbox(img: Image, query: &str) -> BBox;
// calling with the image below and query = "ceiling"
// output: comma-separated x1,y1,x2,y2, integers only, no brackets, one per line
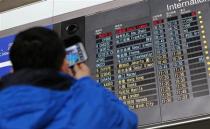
0,0,143,36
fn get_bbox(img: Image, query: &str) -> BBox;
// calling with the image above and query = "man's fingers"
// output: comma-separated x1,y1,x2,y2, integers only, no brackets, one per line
72,63,91,79
68,68,74,76
79,63,86,70
73,64,80,72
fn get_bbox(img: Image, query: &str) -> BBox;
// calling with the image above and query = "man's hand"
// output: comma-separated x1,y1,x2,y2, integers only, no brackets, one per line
73,63,91,79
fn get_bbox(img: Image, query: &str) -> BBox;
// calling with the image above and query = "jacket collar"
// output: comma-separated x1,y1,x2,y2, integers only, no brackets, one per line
0,69,76,91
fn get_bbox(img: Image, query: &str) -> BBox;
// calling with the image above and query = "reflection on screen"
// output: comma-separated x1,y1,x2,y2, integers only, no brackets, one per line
66,45,80,66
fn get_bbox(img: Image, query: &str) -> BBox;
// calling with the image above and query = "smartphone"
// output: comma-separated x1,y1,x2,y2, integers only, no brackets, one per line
65,43,88,67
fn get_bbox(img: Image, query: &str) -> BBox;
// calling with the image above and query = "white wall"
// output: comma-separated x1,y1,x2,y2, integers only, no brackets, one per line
0,14,2,30
0,0,113,31
53,0,113,16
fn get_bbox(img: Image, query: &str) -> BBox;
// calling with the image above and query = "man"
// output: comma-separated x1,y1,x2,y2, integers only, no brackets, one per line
0,27,137,129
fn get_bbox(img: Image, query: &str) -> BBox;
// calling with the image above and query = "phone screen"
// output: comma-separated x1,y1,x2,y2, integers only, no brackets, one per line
65,43,87,66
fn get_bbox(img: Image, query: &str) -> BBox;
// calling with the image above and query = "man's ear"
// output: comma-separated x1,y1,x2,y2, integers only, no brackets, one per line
60,59,69,74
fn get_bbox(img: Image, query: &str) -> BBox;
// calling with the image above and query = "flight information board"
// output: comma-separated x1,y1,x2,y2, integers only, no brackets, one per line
85,0,210,127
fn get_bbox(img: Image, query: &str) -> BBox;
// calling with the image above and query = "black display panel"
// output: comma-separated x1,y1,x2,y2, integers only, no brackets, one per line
85,0,210,128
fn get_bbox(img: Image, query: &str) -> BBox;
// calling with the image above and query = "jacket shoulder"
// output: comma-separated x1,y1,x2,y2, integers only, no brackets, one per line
51,77,138,129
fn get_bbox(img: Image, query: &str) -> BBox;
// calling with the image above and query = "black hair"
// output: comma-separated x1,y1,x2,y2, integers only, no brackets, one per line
10,27,66,71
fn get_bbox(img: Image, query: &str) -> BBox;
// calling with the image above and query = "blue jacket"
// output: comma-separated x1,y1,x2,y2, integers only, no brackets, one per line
0,69,138,129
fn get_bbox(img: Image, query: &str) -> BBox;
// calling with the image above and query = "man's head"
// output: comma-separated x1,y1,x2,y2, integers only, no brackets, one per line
10,27,67,72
